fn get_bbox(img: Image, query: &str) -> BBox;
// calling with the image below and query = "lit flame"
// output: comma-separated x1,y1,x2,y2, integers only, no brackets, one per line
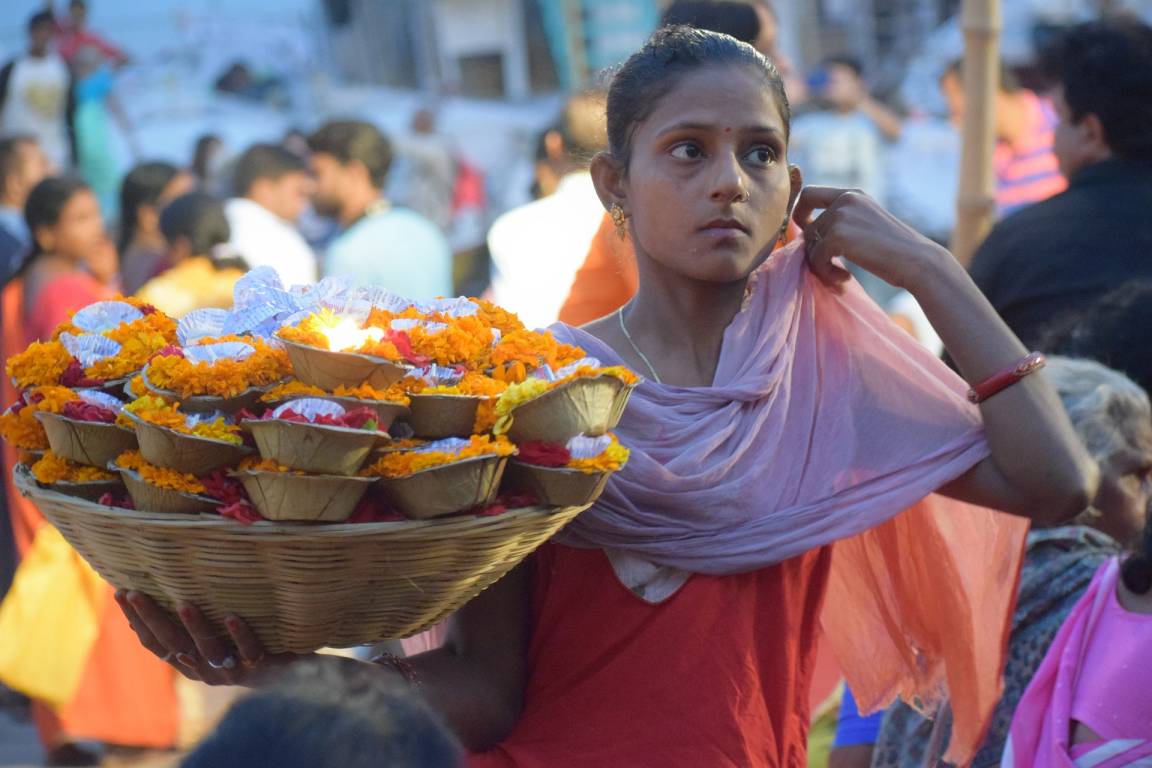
320,317,384,351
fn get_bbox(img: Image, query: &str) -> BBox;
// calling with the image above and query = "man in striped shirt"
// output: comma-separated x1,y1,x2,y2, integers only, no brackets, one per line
940,61,1067,217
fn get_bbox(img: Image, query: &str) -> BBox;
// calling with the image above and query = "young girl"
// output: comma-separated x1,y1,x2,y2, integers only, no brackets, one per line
120,28,1096,766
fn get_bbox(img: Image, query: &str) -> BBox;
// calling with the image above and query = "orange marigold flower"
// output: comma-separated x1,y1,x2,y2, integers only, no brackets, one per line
489,329,586,372
472,299,526,335
237,456,309,475
121,396,244,444
32,451,117,484
114,450,206,494
362,435,516,478
568,436,631,474
145,342,291,398
6,341,74,389
408,316,493,367
0,386,81,450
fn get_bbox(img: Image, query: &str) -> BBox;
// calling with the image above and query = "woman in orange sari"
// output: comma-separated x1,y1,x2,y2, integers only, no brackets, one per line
1,177,178,765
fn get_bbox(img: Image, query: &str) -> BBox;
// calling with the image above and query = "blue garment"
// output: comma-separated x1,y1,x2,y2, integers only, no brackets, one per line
834,685,885,748
323,206,452,302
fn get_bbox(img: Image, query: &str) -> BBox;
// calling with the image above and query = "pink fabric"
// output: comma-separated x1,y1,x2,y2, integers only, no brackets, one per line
552,239,989,572
1005,559,1152,767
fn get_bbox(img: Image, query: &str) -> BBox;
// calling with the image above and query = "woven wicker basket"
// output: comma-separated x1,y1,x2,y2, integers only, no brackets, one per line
15,466,584,653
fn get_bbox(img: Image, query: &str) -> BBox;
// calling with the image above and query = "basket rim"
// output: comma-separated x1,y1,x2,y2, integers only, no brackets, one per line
409,392,489,402
16,464,571,535
123,410,249,449
140,366,281,404
114,465,219,504
34,411,133,433
244,417,387,439
509,460,608,478
376,452,509,481
276,335,411,369
231,467,378,484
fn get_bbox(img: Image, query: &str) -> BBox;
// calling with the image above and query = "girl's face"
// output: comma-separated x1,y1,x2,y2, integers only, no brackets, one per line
605,63,800,285
38,189,105,261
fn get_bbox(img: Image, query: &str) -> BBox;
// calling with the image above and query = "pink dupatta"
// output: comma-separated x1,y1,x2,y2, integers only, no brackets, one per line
1003,559,1152,767
552,239,1029,764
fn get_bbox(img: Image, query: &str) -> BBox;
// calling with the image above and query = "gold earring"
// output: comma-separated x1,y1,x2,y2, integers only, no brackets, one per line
609,203,628,240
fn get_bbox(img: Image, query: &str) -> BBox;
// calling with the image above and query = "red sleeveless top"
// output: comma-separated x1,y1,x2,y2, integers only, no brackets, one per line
470,542,832,768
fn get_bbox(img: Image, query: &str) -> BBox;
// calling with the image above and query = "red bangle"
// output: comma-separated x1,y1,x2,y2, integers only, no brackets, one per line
967,352,1047,404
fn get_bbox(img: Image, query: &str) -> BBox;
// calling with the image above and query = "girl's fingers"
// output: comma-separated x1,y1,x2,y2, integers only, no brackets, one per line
114,590,169,659
126,590,197,658
224,614,266,666
177,602,237,672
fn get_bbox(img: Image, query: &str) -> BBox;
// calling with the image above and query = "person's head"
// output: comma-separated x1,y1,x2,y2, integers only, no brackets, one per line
181,659,462,768
411,107,437,136
118,162,195,252
191,134,224,183
306,121,392,220
1041,19,1152,178
232,143,312,222
821,56,865,113
159,192,231,265
537,90,609,182
0,137,50,209
69,0,88,30
1046,356,1152,549
662,1,761,46
939,59,1021,135
28,11,54,57
24,177,105,263
592,26,800,286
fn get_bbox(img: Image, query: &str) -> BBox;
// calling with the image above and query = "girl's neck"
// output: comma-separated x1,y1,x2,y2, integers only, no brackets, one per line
622,256,749,387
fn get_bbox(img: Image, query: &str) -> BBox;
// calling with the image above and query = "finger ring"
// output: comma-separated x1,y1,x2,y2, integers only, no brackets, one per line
160,651,175,663
207,656,237,670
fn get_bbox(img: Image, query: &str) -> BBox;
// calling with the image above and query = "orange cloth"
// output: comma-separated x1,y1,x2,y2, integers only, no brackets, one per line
558,212,800,326
471,543,833,767
1,276,180,749
557,213,638,326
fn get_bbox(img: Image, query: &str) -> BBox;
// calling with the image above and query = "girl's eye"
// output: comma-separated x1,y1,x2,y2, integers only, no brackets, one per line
745,146,777,165
670,143,703,160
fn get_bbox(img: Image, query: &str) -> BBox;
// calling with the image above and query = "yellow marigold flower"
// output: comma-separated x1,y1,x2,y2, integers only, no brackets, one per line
0,386,81,450
261,380,326,402
362,435,516,478
569,438,631,474
145,342,291,398
122,396,243,444
261,379,411,406
114,450,206,494
32,451,116,484
6,341,74,389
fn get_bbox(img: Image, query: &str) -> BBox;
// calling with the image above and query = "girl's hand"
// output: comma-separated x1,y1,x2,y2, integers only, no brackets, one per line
791,186,949,293
115,589,303,686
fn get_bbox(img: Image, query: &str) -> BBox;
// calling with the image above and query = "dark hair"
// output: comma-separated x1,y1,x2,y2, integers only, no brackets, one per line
1040,19,1152,162
1040,281,1152,395
118,161,182,254
1040,280,1152,595
306,120,393,189
607,26,790,172
191,134,222,182
232,143,308,197
159,192,231,259
661,1,761,45
20,176,90,268
28,10,54,32
0,136,34,193
181,660,462,768
942,58,1020,93
824,55,864,79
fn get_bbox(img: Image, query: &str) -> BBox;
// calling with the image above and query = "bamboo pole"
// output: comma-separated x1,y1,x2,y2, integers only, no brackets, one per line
950,0,1002,268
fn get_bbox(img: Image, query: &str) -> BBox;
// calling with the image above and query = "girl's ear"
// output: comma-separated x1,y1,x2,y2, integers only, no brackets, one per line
590,151,628,215
787,164,803,216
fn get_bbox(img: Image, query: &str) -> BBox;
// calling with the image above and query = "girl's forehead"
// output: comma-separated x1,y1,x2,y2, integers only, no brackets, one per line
640,65,785,135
